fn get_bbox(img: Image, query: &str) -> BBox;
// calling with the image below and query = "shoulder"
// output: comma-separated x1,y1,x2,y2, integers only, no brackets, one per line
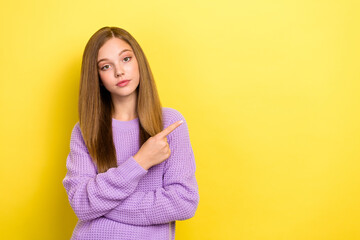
161,107,189,139
71,122,82,138
69,121,86,148
161,107,186,126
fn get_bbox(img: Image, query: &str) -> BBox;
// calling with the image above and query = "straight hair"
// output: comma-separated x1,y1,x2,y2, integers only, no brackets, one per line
78,26,163,173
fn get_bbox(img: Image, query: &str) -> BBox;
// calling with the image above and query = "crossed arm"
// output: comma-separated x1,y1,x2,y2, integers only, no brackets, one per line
63,115,199,224
62,122,149,221
104,135,199,225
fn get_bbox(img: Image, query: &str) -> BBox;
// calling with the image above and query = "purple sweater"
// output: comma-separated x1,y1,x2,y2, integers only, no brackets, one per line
62,107,200,240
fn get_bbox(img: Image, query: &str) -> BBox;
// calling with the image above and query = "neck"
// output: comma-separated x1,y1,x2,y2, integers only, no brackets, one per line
111,91,138,121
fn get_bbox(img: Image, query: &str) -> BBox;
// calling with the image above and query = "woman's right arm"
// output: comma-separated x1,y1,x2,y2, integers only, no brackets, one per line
62,122,148,222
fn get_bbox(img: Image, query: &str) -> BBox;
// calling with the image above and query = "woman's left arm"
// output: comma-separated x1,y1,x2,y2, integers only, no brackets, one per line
104,114,200,225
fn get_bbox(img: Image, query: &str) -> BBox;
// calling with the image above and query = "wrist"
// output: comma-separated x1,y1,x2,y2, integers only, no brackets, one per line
133,153,151,170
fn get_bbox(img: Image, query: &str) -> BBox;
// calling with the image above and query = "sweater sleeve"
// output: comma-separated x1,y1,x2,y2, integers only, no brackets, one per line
62,122,148,222
103,111,200,225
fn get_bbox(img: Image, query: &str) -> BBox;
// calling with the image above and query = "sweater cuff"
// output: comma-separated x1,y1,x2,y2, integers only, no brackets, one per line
116,156,148,182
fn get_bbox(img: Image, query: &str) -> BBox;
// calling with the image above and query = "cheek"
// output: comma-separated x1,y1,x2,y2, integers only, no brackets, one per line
130,62,139,75
99,71,112,81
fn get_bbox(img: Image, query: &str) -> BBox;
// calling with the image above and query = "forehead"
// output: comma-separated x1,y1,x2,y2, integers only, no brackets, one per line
97,38,132,59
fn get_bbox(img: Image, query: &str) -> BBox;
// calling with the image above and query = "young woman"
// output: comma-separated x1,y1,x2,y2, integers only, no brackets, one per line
62,26,200,240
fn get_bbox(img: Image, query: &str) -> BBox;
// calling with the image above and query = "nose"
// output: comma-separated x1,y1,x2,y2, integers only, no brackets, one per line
114,65,124,77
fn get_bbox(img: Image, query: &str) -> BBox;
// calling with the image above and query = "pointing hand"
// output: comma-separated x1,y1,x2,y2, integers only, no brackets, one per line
133,120,184,170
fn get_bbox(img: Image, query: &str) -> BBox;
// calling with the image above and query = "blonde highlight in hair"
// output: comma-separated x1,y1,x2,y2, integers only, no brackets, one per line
79,26,163,173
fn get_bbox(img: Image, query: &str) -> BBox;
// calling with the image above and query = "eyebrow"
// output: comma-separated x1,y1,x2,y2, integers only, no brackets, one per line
97,49,132,65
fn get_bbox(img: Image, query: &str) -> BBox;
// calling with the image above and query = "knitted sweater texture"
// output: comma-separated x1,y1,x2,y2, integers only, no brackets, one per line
62,107,199,240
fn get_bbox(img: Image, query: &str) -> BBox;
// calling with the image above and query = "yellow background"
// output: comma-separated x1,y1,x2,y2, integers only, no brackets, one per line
0,0,359,239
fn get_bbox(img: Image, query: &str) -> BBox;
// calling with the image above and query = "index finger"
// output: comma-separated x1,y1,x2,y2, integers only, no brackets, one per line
156,120,183,139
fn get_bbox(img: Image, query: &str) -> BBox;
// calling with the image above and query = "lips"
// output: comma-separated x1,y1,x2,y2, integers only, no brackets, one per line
117,80,130,86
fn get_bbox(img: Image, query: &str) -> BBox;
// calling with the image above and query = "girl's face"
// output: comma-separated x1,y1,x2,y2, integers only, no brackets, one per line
97,37,140,100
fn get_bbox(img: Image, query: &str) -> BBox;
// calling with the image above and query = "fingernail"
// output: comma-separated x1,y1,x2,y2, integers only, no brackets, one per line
179,120,183,124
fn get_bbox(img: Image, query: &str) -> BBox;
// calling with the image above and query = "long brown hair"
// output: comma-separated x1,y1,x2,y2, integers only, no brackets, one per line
78,26,163,173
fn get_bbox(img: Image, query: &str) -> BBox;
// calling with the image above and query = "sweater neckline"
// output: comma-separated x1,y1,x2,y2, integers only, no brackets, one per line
112,117,139,130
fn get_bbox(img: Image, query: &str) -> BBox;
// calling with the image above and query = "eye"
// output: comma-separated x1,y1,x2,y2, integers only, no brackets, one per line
100,64,110,71
123,56,131,62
